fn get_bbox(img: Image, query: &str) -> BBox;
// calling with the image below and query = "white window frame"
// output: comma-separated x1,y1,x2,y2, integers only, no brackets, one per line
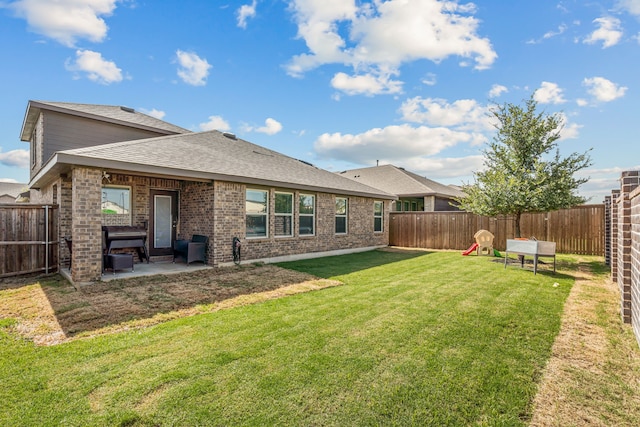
246,188,269,239
299,194,315,236
275,191,294,237
374,201,384,233
335,197,348,235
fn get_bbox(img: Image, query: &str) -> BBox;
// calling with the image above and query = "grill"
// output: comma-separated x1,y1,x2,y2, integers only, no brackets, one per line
102,225,149,263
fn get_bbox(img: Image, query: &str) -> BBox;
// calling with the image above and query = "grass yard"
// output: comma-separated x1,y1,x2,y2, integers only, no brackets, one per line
0,250,628,426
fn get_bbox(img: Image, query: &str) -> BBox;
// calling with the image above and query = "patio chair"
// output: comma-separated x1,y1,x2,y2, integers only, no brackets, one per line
474,229,494,256
173,234,209,265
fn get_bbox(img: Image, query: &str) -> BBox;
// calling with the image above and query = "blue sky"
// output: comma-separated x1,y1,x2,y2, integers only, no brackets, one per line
0,0,638,202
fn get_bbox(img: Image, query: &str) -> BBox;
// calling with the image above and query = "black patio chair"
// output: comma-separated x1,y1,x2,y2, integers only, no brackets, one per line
173,234,209,265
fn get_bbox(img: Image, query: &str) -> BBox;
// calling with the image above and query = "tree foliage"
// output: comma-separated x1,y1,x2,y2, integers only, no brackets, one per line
456,96,592,236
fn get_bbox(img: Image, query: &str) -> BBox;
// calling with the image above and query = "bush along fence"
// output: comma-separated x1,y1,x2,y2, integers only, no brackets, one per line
605,170,640,348
0,204,59,278
389,205,605,255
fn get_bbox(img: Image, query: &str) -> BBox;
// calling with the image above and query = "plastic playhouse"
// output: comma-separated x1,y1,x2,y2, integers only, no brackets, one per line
462,229,502,257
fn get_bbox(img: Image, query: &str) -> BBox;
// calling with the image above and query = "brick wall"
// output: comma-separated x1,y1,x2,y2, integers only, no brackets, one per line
631,186,640,345
71,167,103,283
611,189,620,283
209,182,390,266
604,195,611,266
617,171,640,323
180,181,216,263
45,169,390,280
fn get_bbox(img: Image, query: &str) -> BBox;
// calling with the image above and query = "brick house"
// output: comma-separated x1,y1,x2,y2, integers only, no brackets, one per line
21,101,395,284
338,164,463,211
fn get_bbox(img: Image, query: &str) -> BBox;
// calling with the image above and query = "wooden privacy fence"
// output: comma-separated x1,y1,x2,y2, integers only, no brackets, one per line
0,204,59,278
389,204,605,256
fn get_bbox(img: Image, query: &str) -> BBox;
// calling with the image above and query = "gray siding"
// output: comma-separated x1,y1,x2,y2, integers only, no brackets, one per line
41,111,169,166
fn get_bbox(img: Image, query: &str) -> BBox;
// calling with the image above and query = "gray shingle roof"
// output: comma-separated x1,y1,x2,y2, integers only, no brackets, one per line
338,164,463,198
49,131,394,199
21,100,190,141
0,182,28,199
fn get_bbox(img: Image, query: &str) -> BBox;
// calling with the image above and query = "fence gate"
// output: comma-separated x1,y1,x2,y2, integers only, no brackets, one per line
0,204,59,278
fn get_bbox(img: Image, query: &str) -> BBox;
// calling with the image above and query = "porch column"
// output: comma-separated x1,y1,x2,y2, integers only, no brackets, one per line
71,167,103,283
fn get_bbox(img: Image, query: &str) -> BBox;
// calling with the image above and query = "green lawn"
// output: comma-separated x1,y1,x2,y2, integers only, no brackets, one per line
1,250,575,426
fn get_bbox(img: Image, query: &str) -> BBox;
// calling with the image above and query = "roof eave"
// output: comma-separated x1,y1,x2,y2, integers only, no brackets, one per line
31,153,396,199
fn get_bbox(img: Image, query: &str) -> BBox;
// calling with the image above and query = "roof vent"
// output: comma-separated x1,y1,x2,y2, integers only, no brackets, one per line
120,106,135,113
297,159,314,167
222,132,237,140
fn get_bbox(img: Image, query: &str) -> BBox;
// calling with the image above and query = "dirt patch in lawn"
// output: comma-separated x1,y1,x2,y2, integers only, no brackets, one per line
0,264,341,346
530,260,640,426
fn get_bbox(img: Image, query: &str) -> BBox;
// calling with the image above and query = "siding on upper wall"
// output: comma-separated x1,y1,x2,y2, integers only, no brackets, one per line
40,111,170,167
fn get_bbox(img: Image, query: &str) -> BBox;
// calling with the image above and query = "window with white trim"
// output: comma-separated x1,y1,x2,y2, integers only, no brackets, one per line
335,197,348,234
275,192,293,237
246,189,268,238
101,186,132,226
374,201,383,232
299,194,315,236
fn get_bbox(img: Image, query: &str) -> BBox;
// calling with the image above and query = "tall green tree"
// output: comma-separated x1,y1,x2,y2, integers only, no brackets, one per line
456,96,592,237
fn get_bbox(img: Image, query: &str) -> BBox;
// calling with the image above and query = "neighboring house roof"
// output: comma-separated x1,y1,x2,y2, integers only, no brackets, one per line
338,164,464,199
20,100,190,141
0,182,28,202
31,131,395,200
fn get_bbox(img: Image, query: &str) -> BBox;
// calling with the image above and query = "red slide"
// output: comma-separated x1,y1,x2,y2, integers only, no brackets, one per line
462,243,478,256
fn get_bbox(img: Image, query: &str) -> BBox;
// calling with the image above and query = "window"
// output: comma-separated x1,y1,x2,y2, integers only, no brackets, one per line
275,192,293,237
335,197,348,234
403,201,410,211
246,189,268,238
299,194,315,236
31,129,37,167
102,186,131,225
374,201,383,232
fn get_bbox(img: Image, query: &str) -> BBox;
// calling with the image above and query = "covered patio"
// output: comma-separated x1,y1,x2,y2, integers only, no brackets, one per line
60,259,212,285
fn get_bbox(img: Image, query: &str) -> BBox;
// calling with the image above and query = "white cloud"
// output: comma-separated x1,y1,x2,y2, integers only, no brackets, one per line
237,0,257,29
488,84,508,98
314,124,475,165
65,49,123,84
534,81,567,104
0,178,20,183
176,50,212,86
584,16,623,48
331,71,403,96
140,108,166,119
245,118,283,135
286,0,496,95
402,155,485,179
556,113,582,140
583,76,627,102
0,149,30,168
527,23,569,44
199,115,231,132
617,0,640,16
8,0,118,46
422,73,437,86
399,97,492,134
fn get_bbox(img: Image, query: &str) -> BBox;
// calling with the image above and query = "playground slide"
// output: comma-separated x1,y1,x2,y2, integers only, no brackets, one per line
462,243,478,255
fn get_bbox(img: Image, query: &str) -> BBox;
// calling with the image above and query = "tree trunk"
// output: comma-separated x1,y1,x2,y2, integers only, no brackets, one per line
514,212,522,238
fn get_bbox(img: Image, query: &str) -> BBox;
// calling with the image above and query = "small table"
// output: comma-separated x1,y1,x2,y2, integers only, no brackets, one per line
104,253,134,275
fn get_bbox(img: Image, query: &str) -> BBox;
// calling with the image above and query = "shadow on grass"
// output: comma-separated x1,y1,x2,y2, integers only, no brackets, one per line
276,248,433,279
0,264,328,344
